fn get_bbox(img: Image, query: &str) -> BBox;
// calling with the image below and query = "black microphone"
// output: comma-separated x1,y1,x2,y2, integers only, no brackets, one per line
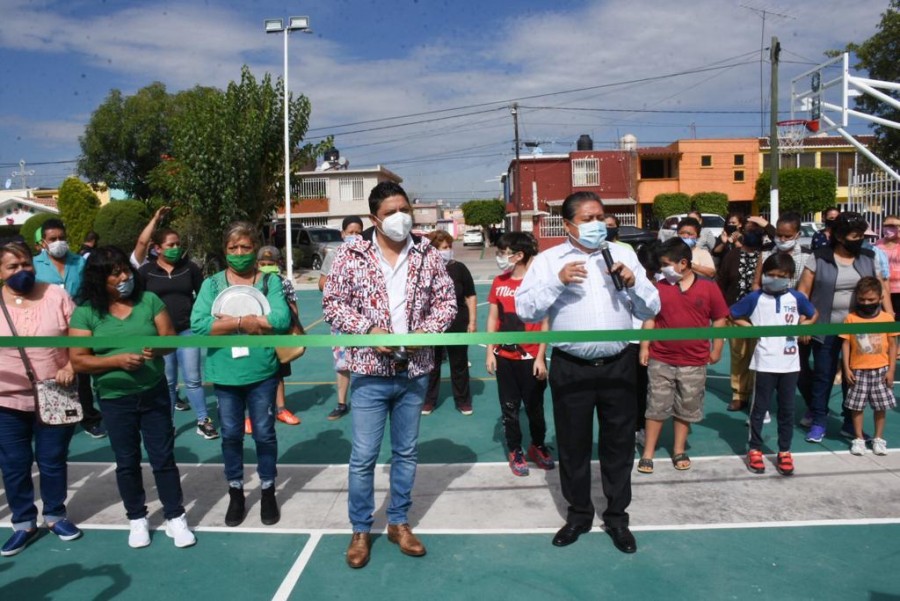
600,241,624,291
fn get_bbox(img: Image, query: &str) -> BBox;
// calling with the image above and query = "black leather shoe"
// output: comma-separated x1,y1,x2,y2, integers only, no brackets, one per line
606,526,637,554
552,523,591,547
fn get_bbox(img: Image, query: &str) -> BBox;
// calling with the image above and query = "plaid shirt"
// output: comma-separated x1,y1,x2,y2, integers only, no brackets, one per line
322,228,457,377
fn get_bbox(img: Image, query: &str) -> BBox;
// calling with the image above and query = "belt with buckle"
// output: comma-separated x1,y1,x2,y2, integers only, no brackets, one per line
553,347,627,367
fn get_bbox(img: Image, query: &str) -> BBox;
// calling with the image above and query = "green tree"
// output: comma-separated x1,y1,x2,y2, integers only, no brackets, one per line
461,199,505,243
846,1,900,169
57,177,100,248
689,192,729,216
78,82,175,200
149,67,329,257
92,200,150,255
652,193,691,220
754,168,836,214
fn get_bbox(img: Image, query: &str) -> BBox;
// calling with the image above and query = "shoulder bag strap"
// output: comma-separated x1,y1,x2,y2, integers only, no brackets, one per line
0,290,39,388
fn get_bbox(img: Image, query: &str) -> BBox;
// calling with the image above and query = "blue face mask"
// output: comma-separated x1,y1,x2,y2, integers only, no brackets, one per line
761,275,790,295
567,220,607,250
6,269,36,294
344,235,360,244
116,276,135,299
680,236,697,249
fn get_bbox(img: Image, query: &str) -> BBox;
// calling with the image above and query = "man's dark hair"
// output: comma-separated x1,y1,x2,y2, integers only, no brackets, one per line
41,218,66,238
77,246,143,314
605,214,620,227
776,211,802,232
497,231,539,260
677,217,701,235
761,252,795,276
368,182,409,214
151,228,177,246
84,231,100,244
637,240,661,275
561,191,602,221
656,237,692,267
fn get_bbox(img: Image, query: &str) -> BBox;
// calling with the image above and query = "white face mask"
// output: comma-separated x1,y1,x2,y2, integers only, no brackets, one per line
775,238,797,252
377,212,413,242
438,249,453,264
47,240,69,258
660,265,683,284
496,254,516,273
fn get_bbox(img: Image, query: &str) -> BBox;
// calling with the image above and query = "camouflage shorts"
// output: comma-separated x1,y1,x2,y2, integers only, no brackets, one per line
645,359,707,423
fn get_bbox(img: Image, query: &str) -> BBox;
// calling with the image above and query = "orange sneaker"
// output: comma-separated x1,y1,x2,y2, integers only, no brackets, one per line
244,417,252,435
276,408,301,425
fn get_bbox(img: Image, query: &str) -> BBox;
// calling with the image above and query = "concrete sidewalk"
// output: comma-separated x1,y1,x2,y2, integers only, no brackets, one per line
41,451,900,534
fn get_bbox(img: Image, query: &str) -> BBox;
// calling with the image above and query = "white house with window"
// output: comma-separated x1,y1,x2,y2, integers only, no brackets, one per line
278,165,403,229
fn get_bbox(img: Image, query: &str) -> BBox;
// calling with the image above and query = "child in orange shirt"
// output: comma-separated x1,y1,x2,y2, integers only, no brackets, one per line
840,277,897,456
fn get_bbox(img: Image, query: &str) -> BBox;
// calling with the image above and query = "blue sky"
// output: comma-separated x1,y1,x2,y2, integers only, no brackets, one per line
0,0,890,201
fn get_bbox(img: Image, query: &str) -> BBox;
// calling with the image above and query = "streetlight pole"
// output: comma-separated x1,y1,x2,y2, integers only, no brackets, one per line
266,16,311,281
510,103,522,231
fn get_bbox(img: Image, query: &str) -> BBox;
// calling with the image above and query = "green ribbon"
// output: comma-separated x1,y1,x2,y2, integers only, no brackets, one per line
3,321,899,348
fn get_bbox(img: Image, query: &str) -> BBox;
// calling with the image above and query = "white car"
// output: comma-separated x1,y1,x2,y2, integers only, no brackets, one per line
463,229,484,246
659,213,726,241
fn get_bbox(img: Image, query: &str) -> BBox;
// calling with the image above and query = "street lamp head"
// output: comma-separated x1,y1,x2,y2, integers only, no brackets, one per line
264,18,284,33
288,16,311,31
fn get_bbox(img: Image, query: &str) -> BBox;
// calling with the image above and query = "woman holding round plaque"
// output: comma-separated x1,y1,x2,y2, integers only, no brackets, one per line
190,222,291,528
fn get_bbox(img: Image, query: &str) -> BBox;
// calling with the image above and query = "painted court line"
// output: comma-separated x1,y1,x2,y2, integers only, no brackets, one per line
272,532,322,601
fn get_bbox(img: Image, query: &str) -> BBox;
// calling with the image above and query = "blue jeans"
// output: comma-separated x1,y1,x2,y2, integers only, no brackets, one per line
164,329,207,421
348,372,427,532
215,376,279,485
0,408,75,530
809,336,852,430
99,380,185,520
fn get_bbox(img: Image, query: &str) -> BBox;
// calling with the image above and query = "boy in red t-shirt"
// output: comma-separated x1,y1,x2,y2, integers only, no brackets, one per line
841,276,898,456
638,238,729,474
486,232,552,477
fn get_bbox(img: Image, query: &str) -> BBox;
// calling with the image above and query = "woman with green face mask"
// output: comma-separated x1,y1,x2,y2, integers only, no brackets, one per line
137,229,216,440
189,222,291,528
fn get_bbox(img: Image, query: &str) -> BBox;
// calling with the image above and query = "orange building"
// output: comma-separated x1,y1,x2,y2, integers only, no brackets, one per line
636,138,760,226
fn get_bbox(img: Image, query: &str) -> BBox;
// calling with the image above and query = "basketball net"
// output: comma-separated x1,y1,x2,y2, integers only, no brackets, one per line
775,119,819,154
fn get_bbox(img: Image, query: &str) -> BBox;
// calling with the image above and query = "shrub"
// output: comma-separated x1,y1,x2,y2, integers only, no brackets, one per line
58,177,101,248
689,192,729,216
652,193,691,220
92,200,150,255
755,168,836,214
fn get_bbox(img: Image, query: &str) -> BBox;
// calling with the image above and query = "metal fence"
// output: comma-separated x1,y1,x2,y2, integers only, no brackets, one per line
846,171,900,235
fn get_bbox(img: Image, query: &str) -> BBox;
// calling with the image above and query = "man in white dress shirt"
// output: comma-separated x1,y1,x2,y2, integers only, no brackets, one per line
516,191,660,554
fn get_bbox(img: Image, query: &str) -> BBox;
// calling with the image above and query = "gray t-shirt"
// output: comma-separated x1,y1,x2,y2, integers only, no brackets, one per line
320,250,337,278
805,254,859,324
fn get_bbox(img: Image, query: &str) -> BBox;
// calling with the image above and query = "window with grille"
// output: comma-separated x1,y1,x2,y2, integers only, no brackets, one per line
571,158,600,187
339,177,365,202
294,177,327,199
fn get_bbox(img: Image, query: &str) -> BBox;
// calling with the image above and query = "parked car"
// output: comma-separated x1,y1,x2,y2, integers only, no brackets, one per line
615,226,657,252
463,229,484,246
659,213,726,241
799,221,823,252
271,224,343,270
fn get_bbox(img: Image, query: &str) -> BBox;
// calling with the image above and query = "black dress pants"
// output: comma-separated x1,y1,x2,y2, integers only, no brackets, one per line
549,346,637,529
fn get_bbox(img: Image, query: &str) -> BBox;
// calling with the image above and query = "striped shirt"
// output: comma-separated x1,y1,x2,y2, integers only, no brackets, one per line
515,240,660,359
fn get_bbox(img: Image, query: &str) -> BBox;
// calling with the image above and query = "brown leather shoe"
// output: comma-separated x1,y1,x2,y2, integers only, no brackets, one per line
346,532,371,568
387,523,426,557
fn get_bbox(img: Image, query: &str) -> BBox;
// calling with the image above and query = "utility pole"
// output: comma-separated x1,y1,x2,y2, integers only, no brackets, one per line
510,103,522,231
769,36,781,223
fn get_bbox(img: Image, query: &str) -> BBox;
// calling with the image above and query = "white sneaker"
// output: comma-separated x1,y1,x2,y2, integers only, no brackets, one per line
165,514,196,548
872,438,888,456
129,518,151,548
850,438,866,456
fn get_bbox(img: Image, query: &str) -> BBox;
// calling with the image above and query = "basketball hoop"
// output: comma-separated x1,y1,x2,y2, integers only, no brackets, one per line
775,119,819,154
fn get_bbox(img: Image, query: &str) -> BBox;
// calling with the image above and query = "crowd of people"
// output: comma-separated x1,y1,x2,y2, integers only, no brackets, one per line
0,188,897,567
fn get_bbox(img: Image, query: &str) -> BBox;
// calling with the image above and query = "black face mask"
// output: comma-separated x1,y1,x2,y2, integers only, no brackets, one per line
856,302,880,318
742,231,763,249
724,224,738,235
824,219,837,230
842,239,864,256
606,227,618,241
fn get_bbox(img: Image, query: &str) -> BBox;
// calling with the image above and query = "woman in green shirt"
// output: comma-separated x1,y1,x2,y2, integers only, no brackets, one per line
190,222,291,528
70,246,195,550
